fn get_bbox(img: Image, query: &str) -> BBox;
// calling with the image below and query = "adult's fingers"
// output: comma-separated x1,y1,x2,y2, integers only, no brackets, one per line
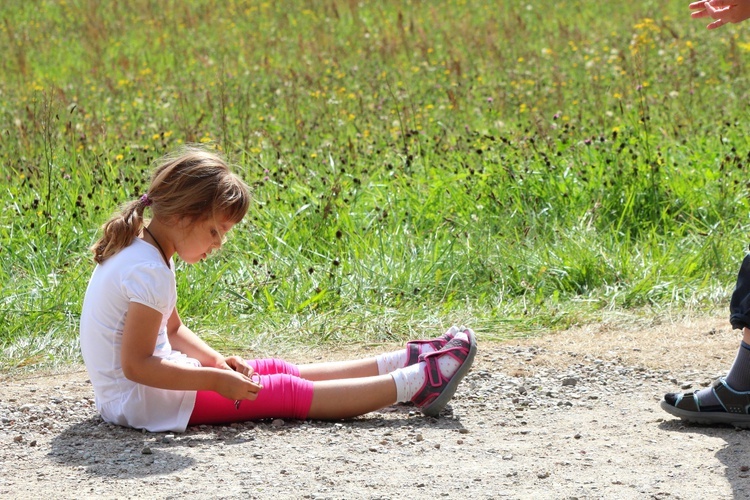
707,0,734,8
707,18,728,28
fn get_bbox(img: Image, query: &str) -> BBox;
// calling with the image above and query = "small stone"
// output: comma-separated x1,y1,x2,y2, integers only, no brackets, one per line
415,434,424,442
562,378,578,387
271,419,284,428
142,446,152,455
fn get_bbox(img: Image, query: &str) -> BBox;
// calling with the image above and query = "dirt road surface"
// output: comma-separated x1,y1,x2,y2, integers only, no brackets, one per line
2,316,749,499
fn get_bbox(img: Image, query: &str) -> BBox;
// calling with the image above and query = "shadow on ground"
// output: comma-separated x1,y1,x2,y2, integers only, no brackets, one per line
658,420,750,499
47,403,465,479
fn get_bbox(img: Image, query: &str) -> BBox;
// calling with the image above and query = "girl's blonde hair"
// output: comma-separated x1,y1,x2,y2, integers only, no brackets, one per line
91,146,250,264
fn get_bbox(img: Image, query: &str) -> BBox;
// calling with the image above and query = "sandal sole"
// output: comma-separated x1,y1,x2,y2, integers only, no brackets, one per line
660,400,750,429
421,331,477,417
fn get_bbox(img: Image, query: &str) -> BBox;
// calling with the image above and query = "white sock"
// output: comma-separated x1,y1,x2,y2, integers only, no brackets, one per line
390,333,467,403
375,332,460,376
375,349,408,375
391,363,425,402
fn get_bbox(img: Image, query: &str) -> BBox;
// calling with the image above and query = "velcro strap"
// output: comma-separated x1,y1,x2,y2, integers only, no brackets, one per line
713,379,750,414
406,343,421,366
427,356,441,386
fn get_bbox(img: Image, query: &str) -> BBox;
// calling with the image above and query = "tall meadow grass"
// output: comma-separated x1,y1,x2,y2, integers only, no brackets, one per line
2,0,750,370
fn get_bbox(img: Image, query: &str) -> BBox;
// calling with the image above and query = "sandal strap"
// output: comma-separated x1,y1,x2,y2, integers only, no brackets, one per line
673,392,700,412
405,331,455,365
712,379,750,414
411,338,472,407
405,343,422,366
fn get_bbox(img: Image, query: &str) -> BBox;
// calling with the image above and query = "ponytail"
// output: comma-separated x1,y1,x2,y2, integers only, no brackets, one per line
91,198,148,264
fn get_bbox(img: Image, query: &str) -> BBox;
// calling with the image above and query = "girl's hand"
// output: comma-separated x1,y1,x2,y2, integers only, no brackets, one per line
213,368,263,401
222,355,255,378
208,355,262,402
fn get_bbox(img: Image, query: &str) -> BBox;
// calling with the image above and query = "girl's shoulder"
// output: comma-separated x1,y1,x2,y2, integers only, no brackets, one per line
91,239,176,312
99,239,174,280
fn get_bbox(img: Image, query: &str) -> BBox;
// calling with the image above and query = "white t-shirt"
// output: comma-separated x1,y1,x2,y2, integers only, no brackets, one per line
80,238,199,432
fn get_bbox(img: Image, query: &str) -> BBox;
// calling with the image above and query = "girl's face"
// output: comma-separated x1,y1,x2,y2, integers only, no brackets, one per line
175,216,235,264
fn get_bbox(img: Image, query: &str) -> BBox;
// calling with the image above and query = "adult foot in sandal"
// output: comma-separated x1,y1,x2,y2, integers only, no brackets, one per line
661,378,750,428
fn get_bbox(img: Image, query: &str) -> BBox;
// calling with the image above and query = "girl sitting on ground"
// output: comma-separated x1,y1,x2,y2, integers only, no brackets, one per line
80,146,477,433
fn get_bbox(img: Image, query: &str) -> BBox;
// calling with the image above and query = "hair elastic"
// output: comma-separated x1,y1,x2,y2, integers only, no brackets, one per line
140,194,153,207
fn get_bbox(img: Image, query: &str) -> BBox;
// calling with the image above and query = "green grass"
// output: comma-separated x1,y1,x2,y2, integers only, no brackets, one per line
1,0,749,372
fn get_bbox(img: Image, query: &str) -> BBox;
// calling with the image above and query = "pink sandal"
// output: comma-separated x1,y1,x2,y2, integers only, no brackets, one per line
411,328,477,417
405,326,460,366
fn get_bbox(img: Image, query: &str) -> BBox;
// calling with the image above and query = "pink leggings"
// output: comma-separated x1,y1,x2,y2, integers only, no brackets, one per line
188,358,314,426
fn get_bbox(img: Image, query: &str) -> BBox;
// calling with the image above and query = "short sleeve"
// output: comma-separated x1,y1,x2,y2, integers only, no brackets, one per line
120,262,175,315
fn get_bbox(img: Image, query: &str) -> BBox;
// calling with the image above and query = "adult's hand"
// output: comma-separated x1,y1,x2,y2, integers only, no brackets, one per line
690,0,750,29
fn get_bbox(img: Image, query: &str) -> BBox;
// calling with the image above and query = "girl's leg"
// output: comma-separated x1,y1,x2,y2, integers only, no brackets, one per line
307,375,397,419
306,328,476,419
189,372,314,425
298,358,379,381
189,373,398,423
298,326,463,381
249,358,301,376
190,330,476,424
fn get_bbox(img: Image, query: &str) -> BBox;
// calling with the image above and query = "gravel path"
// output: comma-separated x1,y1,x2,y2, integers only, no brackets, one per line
2,316,750,499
